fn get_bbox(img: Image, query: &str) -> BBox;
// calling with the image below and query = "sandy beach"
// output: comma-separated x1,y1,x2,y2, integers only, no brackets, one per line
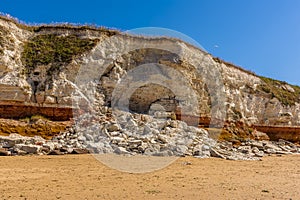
0,154,299,200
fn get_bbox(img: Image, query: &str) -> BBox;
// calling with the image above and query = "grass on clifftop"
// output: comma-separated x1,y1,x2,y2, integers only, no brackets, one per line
21,34,99,73
213,57,300,106
0,14,119,34
259,76,300,106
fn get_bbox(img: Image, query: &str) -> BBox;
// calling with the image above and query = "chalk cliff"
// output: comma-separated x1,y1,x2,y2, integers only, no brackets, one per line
1,15,300,141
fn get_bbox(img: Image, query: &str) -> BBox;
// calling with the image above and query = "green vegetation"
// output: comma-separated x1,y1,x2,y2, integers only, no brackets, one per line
21,34,99,73
213,56,300,106
3,14,300,108
0,15,32,31
259,76,300,106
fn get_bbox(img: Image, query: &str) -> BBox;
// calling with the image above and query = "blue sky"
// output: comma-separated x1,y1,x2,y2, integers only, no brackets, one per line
1,0,300,85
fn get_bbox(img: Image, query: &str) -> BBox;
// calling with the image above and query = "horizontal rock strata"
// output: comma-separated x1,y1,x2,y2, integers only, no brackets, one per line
0,113,299,159
1,15,300,159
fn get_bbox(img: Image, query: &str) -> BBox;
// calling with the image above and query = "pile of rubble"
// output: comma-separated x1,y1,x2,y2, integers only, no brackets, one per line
0,132,88,156
0,111,300,160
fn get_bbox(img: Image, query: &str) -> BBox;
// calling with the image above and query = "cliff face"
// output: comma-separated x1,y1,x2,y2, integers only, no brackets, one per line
222,62,300,126
1,16,300,132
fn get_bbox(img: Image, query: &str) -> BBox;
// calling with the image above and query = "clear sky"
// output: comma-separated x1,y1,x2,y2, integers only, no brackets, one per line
1,0,300,85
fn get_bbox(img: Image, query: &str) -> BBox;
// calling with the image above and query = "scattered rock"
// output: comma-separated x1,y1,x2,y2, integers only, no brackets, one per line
107,124,120,132
255,151,264,157
114,147,130,155
72,148,89,154
143,125,152,135
250,141,264,150
153,151,172,157
264,148,276,154
60,147,73,153
252,147,260,154
15,149,27,156
275,150,291,155
182,161,192,165
48,150,64,155
0,148,10,156
264,143,282,152
0,111,299,160
252,130,270,140
40,147,51,154
201,145,210,151
238,146,251,154
111,136,125,144
15,144,41,154
42,143,55,151
210,148,226,159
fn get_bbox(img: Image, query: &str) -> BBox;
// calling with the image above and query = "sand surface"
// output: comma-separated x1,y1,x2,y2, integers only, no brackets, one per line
0,154,299,200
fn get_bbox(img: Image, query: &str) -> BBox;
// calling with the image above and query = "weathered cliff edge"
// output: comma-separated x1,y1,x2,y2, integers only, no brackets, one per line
0,15,300,142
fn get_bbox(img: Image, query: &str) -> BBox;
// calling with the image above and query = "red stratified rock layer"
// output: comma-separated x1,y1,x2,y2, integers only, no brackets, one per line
254,125,300,143
0,104,74,121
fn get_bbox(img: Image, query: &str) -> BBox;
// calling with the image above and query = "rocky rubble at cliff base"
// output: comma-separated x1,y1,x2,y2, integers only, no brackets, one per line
0,132,299,160
0,112,299,160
